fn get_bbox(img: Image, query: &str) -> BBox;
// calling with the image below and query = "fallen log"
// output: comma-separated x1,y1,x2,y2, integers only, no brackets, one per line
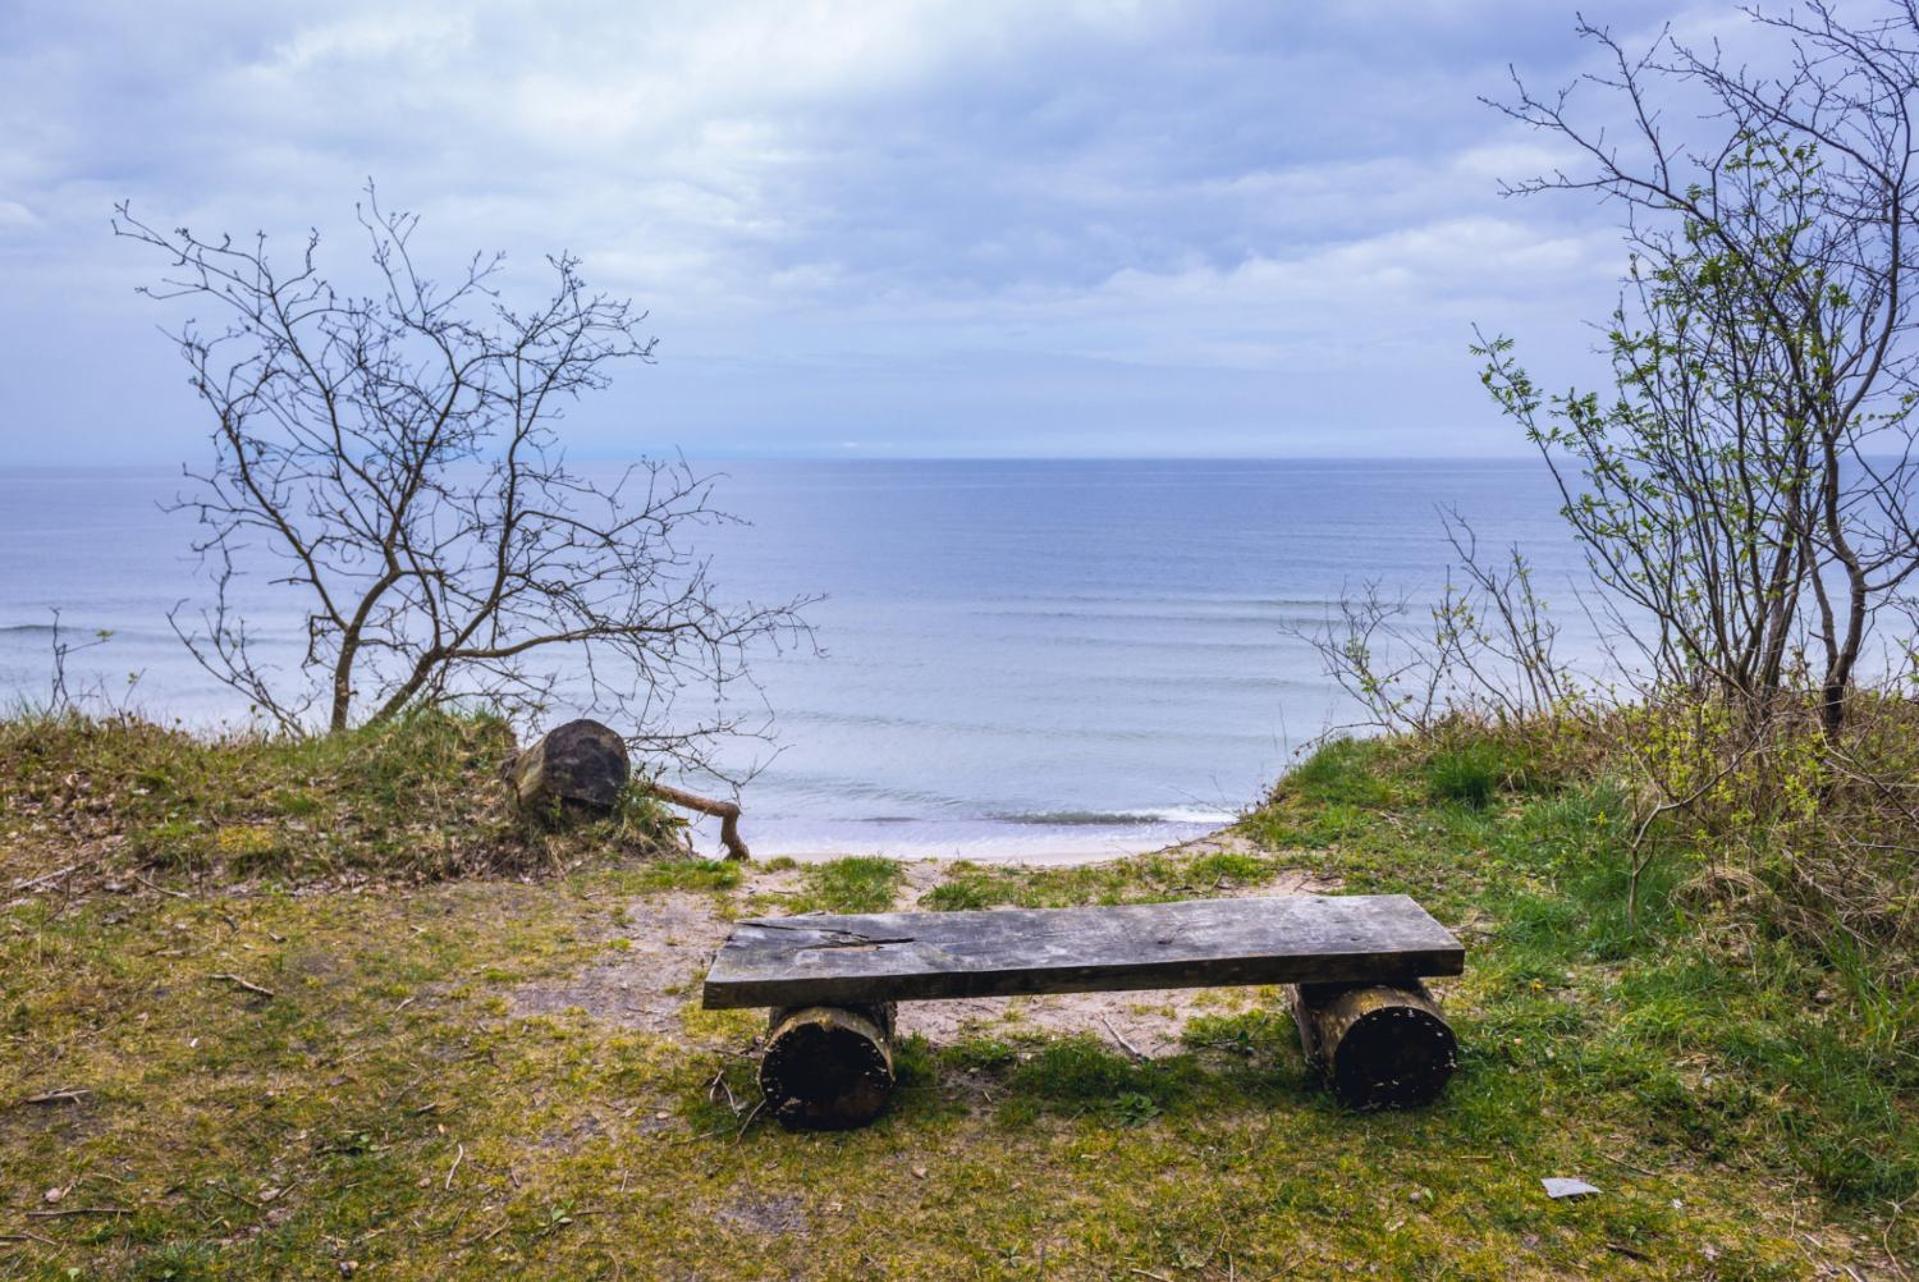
503,723,751,857
758,1003,896,1130
643,780,751,861
1289,979,1457,1110
503,719,629,818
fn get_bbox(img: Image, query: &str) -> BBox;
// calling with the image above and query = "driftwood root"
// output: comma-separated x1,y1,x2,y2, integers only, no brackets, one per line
645,781,751,860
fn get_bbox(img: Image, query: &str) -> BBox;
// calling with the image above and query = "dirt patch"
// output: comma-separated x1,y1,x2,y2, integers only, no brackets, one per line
508,891,723,1036
711,1190,808,1237
899,860,946,899
900,986,1273,1057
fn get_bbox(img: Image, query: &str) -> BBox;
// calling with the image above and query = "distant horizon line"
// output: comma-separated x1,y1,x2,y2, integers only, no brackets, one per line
3,452,1552,470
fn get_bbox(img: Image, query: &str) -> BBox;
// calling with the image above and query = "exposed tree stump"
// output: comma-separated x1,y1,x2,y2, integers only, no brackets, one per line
1290,979,1457,1110
759,1003,896,1130
503,719,629,820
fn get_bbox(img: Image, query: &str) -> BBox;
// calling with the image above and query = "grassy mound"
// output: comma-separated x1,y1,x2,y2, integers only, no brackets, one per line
0,709,681,889
1249,721,1919,1207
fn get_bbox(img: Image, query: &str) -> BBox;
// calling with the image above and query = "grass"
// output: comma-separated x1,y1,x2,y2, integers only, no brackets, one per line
0,708,680,889
0,714,1912,1278
793,855,904,914
1424,743,1502,807
914,846,1284,914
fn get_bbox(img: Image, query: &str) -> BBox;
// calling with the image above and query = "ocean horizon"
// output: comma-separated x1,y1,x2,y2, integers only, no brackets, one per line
0,457,1591,859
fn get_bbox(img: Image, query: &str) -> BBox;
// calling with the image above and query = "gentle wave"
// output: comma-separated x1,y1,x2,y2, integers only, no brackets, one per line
779,707,1280,745
990,807,1236,827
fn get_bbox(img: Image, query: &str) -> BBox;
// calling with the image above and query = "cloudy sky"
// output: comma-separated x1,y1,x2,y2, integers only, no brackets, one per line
1,0,1716,463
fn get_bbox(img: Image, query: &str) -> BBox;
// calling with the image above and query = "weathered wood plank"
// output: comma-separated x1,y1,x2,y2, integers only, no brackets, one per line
702,894,1463,1010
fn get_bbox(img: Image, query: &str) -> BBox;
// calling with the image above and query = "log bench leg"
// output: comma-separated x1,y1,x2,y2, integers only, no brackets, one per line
759,1003,897,1130
1289,980,1457,1110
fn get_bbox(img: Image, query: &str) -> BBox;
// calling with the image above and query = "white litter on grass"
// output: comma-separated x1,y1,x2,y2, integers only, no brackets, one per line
1542,1177,1601,1199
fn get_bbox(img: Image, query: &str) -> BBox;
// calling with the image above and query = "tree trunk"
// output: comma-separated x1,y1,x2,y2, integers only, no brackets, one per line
503,719,630,819
759,1003,896,1130
1290,979,1457,1110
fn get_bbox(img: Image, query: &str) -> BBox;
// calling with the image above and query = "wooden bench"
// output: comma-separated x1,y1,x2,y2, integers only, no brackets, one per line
703,894,1465,1129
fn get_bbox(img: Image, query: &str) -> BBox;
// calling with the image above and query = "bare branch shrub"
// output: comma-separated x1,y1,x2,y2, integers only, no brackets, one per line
1482,6,1919,738
1289,514,1574,736
35,609,134,718
115,187,811,768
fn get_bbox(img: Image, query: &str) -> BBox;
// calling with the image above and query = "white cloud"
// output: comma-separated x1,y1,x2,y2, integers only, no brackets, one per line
0,0,1691,459
0,200,38,231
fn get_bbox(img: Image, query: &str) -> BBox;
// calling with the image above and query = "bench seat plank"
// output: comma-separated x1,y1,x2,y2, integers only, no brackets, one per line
701,894,1463,1010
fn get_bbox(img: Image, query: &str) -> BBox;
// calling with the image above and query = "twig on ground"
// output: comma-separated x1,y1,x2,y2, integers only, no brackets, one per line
19,1088,92,1106
1101,1015,1149,1063
134,873,190,900
444,1143,464,1191
207,973,276,1000
209,1184,262,1211
733,1099,763,1144
9,861,99,893
706,1064,742,1115
1600,1151,1660,1178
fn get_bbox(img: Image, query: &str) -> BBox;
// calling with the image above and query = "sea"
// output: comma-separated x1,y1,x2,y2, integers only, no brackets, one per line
0,459,1593,860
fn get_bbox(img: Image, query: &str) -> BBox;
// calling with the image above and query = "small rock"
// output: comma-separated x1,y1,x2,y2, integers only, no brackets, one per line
911,1166,927,1179
1542,1177,1600,1199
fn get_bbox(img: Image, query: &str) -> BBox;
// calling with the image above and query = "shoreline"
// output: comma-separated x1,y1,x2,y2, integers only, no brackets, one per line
681,814,1244,867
